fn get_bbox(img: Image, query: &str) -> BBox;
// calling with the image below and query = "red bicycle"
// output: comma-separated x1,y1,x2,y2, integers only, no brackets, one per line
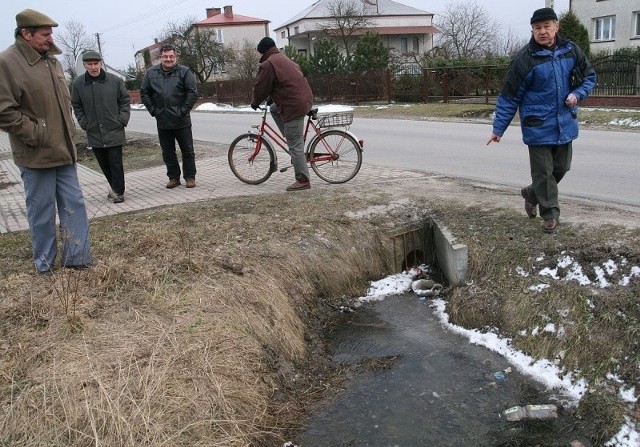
228,105,363,184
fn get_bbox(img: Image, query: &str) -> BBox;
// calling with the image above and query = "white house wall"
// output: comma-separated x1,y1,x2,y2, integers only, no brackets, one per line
217,24,269,49
572,0,640,53
275,16,435,56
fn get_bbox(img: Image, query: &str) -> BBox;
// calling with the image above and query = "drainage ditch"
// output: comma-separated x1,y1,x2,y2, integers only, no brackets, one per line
293,220,592,446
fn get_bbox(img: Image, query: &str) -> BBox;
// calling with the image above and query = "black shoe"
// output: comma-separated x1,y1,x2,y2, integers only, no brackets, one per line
113,195,125,203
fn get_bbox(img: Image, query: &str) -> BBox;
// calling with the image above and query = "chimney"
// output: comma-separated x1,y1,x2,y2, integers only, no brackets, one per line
154,38,158,44
223,5,233,18
206,7,222,18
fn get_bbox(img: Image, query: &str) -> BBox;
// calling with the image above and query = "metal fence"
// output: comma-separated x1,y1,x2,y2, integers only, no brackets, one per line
209,55,640,106
591,55,640,96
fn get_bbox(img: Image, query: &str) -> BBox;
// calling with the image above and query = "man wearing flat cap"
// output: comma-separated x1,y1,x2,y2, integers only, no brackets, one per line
72,50,131,204
0,9,93,274
487,7,596,234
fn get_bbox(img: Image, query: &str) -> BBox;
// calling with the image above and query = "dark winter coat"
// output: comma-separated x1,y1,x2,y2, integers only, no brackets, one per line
492,34,596,146
71,69,130,148
251,47,313,123
140,63,198,130
0,38,77,168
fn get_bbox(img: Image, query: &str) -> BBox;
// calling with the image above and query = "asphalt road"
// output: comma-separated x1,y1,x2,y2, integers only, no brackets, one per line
128,110,640,207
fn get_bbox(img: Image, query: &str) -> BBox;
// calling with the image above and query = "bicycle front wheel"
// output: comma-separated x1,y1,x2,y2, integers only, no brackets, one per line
228,133,275,184
308,130,362,184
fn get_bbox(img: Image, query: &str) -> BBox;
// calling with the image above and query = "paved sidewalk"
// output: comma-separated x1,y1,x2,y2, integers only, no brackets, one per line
0,131,423,233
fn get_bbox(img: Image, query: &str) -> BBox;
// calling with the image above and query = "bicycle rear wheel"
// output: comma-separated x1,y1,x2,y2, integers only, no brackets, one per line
308,130,362,184
228,133,275,184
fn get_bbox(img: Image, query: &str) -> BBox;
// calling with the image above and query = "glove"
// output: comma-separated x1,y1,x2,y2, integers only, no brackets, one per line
266,97,273,106
250,103,258,111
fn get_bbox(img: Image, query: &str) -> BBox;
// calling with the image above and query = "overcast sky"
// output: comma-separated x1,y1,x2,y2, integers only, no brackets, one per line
1,0,569,70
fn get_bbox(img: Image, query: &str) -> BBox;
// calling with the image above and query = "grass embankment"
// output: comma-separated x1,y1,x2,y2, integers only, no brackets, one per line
0,193,391,445
351,101,640,129
2,102,639,445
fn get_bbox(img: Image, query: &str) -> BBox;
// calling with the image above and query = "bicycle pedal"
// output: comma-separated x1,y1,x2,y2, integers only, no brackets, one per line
279,165,292,173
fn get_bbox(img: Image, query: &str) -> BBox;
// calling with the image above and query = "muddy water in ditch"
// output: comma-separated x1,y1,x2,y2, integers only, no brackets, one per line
294,293,592,447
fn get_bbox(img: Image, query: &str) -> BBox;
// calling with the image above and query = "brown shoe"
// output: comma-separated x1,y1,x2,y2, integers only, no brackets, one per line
520,188,537,218
542,218,558,234
286,180,311,191
185,178,196,188
166,178,181,189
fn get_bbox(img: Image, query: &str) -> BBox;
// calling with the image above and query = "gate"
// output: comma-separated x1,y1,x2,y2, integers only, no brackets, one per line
591,55,640,96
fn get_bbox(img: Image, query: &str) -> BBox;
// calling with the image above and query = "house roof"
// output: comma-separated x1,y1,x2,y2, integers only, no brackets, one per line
276,0,433,30
195,13,268,27
134,39,171,56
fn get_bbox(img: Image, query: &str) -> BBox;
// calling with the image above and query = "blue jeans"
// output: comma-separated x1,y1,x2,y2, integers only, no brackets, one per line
20,164,92,272
157,126,197,180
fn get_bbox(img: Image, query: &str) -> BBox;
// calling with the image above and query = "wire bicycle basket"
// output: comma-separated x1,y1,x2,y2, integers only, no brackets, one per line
317,112,353,128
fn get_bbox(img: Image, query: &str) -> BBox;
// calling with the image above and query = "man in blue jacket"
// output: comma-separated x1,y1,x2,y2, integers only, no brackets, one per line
487,7,596,234
141,45,198,189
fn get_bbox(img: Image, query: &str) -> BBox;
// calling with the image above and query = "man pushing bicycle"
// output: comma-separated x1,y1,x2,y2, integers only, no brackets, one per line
250,37,313,191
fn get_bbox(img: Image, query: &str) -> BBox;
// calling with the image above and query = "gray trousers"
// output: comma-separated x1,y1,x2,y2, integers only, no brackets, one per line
20,164,92,272
270,105,310,182
525,143,573,220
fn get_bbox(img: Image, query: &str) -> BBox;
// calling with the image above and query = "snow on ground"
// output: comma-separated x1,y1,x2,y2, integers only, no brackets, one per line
195,103,354,113
357,256,640,447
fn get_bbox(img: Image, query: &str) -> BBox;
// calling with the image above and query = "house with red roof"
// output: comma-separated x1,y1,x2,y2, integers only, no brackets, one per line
134,6,269,75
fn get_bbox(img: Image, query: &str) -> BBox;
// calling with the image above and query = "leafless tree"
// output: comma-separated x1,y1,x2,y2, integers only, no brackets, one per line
494,28,529,57
434,0,500,58
161,17,235,83
56,20,97,79
319,0,375,60
224,40,260,81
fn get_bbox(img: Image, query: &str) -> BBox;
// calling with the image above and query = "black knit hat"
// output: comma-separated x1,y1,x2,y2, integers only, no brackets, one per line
530,7,557,24
257,36,276,54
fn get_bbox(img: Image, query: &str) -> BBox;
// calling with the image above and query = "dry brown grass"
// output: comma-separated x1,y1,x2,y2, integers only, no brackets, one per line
4,106,640,444
0,192,394,446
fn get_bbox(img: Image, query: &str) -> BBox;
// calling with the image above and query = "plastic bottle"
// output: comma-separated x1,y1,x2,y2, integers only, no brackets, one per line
502,404,558,422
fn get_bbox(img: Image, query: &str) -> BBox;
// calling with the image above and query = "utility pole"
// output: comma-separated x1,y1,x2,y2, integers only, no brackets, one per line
95,33,102,54
545,0,554,8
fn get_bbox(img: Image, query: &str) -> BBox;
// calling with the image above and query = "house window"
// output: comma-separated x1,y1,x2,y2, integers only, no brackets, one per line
594,15,615,41
635,12,640,38
400,37,408,53
281,30,286,38
216,29,224,43
294,26,299,35
400,37,419,54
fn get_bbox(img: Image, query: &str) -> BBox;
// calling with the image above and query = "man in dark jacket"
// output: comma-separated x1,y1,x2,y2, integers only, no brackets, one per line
251,37,314,191
487,7,596,234
0,9,92,274
72,50,130,203
141,45,198,189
